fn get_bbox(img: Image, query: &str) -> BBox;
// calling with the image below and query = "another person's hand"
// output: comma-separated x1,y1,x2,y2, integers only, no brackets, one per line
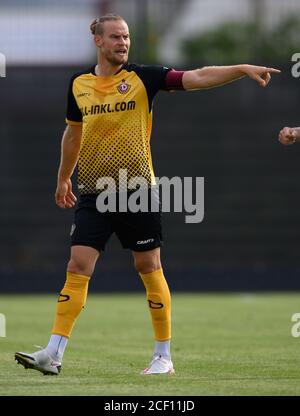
243,65,281,87
55,179,77,208
278,127,298,146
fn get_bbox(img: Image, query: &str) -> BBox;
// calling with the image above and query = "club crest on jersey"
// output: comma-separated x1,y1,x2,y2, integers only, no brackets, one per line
117,79,131,94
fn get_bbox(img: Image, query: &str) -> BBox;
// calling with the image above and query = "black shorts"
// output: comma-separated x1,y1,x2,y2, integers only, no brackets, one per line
70,191,163,252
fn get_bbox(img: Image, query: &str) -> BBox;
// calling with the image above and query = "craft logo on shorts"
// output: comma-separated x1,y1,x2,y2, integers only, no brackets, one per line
117,79,131,94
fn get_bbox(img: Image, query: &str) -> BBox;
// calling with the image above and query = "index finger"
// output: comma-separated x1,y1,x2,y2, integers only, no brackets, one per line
266,68,281,74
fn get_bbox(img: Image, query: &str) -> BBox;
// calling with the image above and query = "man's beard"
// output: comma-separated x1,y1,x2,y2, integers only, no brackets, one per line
106,51,128,66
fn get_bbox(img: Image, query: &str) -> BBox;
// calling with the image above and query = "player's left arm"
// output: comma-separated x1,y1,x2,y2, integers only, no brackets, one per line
182,64,281,91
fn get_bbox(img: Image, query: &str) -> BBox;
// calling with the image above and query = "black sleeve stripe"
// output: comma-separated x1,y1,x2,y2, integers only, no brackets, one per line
125,63,172,112
66,74,82,122
66,67,94,123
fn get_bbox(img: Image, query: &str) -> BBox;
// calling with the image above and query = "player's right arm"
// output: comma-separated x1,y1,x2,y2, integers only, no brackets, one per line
55,124,82,209
278,126,300,146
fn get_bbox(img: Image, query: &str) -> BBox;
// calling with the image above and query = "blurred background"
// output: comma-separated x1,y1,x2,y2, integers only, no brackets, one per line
1,0,300,293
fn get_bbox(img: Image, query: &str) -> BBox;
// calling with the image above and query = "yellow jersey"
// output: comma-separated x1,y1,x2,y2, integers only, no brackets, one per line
66,63,183,194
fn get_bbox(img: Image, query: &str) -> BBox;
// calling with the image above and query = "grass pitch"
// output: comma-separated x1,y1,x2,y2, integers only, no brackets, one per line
0,293,300,396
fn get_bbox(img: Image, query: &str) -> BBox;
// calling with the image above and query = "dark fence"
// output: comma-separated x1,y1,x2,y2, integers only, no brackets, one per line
1,64,300,292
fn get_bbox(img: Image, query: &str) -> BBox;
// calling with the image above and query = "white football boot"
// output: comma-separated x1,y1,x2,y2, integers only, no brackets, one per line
141,354,175,375
15,348,61,376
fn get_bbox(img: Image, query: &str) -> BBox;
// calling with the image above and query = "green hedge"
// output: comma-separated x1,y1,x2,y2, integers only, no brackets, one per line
181,16,300,65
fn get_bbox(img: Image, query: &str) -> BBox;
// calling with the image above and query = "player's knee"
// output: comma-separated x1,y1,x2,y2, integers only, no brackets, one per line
134,258,161,274
67,257,95,276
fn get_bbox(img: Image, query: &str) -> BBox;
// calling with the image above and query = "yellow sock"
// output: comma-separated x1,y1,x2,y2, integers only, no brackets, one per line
52,272,90,338
139,268,171,341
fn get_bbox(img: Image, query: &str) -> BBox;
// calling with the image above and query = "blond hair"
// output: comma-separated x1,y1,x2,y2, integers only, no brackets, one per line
90,14,125,36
